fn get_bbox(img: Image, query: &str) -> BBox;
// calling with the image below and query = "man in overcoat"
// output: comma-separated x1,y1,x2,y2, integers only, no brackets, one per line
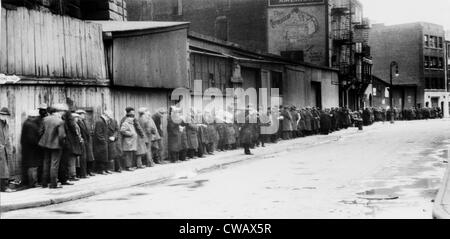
38,104,67,189
0,107,14,192
75,110,95,178
20,110,43,187
120,112,138,170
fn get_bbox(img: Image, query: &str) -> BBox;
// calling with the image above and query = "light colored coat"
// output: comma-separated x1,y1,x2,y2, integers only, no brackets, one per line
120,118,138,152
38,114,66,149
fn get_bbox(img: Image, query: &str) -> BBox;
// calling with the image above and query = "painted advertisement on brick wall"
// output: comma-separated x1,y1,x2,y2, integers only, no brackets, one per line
268,5,327,66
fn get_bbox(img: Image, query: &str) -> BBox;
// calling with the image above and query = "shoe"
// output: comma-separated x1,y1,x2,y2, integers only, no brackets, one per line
42,184,48,188
49,185,63,189
2,188,16,193
69,178,80,182
88,173,96,177
105,171,113,174
61,182,74,186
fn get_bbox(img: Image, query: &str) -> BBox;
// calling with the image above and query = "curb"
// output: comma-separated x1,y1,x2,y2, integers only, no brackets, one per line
433,163,450,219
1,134,341,214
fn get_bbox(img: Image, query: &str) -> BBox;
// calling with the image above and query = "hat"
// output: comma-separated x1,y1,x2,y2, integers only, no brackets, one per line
138,107,148,114
38,103,48,110
71,113,81,118
53,103,69,112
75,109,87,115
0,107,11,116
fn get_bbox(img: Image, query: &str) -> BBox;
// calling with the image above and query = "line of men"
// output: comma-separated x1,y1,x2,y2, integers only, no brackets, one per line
0,104,360,192
360,107,444,126
3,103,439,192
0,104,167,191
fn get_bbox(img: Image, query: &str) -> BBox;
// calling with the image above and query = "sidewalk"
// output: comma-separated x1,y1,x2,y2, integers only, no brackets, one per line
433,163,450,219
0,126,369,214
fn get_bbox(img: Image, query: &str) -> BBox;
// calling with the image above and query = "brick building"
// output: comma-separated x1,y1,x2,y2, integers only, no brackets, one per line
126,0,372,110
369,22,449,117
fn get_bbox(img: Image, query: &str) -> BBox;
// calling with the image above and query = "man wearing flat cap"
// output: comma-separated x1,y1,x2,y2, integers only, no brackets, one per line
0,107,14,192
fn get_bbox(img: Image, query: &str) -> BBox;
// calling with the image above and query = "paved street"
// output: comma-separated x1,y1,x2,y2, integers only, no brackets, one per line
2,119,449,219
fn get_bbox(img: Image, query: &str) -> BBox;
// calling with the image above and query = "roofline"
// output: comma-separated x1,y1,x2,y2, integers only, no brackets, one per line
91,21,190,38
188,31,338,72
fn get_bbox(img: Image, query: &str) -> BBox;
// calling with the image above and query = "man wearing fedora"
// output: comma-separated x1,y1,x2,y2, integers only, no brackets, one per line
0,107,14,192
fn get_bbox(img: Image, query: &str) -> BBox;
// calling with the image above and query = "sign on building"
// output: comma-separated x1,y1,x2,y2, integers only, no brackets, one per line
268,0,325,7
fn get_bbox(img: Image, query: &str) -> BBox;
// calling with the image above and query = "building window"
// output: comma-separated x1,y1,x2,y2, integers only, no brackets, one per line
424,56,430,68
425,78,431,89
424,35,429,47
438,37,443,48
431,57,438,68
438,58,443,68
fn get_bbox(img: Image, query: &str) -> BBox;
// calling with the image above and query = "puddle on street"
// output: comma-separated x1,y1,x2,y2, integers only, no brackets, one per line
168,179,209,189
348,142,449,218
128,192,148,197
52,210,83,215
96,197,130,201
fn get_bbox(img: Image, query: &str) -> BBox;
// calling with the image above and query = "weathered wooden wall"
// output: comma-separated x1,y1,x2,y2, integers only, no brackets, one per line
0,85,111,178
0,7,107,79
189,52,232,92
112,28,188,89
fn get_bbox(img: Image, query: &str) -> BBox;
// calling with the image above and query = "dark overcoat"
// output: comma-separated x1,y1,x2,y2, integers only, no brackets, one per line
20,117,44,168
93,117,109,163
167,117,181,152
77,119,95,162
186,123,199,149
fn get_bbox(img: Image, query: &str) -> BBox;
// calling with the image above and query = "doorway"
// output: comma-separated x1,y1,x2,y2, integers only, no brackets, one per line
311,81,322,109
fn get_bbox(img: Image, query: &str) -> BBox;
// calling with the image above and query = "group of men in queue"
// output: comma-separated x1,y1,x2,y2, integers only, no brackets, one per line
360,107,444,126
1,103,444,192
0,104,166,191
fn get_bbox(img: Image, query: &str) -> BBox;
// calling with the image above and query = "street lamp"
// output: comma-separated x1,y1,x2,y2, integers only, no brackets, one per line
389,61,399,124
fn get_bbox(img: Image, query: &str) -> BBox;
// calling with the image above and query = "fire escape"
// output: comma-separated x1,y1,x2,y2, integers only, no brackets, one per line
331,0,372,110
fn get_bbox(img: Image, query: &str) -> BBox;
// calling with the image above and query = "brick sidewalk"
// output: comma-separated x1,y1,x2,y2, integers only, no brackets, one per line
0,125,372,214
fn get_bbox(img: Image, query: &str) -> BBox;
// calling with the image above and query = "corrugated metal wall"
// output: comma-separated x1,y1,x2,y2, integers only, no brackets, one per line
0,85,111,178
0,7,107,79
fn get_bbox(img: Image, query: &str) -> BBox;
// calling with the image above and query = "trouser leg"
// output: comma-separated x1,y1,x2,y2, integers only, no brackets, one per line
0,179,9,191
197,144,204,158
68,155,77,178
27,167,38,187
113,156,122,172
146,144,155,167
179,150,186,161
51,149,62,187
136,155,144,168
78,150,87,178
124,152,133,169
42,150,51,187
243,143,251,155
